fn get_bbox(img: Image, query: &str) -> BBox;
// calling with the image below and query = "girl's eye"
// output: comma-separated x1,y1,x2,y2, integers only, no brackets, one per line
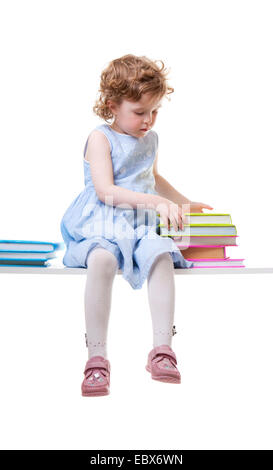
134,110,158,116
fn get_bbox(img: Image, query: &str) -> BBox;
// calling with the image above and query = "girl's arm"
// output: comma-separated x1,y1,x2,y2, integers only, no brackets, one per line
100,184,165,210
85,130,168,211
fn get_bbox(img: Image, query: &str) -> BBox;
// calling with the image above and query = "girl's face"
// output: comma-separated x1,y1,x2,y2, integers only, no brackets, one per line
108,93,162,138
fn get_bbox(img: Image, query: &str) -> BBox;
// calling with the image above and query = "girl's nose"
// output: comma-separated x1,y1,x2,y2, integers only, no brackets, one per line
144,113,153,125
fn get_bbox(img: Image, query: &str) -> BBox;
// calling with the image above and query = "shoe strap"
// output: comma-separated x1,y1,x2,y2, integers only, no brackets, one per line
84,357,110,376
151,345,177,366
154,355,177,369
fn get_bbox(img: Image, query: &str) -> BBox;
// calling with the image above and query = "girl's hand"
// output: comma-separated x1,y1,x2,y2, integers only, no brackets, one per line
157,199,189,232
188,201,214,213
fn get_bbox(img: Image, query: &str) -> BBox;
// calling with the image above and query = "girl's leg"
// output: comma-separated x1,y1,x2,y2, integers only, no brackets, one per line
84,247,118,359
147,252,175,348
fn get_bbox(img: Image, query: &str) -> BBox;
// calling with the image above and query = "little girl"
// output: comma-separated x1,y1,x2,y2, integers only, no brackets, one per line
60,54,213,397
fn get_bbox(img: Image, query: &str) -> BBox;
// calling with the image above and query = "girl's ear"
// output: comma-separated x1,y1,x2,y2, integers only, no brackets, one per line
107,99,118,116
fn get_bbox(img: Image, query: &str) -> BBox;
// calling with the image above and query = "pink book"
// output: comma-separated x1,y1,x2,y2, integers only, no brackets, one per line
186,258,245,268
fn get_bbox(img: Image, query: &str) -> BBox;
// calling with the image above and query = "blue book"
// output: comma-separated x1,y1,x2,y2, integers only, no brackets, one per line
0,259,50,267
0,251,57,261
0,240,64,253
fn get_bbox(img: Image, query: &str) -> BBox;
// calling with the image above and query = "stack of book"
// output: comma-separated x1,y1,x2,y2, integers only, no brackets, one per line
157,213,245,268
0,240,64,267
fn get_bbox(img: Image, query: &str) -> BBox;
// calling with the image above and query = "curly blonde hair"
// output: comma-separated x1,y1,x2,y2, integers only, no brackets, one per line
93,54,174,123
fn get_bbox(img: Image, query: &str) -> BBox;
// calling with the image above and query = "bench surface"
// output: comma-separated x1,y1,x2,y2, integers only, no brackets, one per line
0,263,272,275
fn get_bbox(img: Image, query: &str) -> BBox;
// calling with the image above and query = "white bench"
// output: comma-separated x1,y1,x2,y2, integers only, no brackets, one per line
0,262,272,276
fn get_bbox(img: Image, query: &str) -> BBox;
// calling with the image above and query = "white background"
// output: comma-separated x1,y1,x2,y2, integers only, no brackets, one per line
0,0,272,450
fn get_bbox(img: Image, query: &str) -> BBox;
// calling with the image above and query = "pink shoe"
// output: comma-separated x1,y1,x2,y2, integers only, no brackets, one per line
81,356,110,397
145,345,181,384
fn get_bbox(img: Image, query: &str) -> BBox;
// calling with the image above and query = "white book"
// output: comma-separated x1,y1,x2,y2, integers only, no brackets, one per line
173,236,238,246
0,252,57,260
183,214,232,224
160,225,237,237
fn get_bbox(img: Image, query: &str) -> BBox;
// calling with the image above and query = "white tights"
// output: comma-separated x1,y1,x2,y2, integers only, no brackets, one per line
84,247,175,359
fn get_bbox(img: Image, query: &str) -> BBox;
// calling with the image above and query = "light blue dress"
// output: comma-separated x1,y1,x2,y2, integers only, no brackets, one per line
60,124,194,289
